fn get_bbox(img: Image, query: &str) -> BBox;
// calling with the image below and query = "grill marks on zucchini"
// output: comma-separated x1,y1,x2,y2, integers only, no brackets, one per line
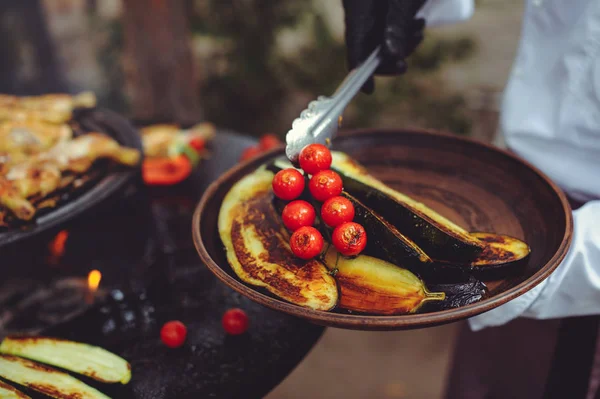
0,336,131,385
0,355,110,399
0,380,30,399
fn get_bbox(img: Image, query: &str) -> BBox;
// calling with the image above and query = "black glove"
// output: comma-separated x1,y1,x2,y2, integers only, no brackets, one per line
342,0,427,94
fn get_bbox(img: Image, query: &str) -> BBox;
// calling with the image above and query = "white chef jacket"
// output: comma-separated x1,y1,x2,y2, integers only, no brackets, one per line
419,0,600,330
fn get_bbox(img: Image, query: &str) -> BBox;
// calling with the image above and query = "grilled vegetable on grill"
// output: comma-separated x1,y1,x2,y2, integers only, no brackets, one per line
140,122,214,186
0,355,110,399
218,166,338,311
0,132,141,221
0,92,96,124
0,336,131,384
0,92,142,227
141,122,215,159
321,247,445,315
0,120,72,157
0,380,30,399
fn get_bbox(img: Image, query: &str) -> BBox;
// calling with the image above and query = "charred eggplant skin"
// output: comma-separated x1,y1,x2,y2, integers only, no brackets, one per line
342,192,433,270
421,276,488,312
268,160,433,272
333,169,484,263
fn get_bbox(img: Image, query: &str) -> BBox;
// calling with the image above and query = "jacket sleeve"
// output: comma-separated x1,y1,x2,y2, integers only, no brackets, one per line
418,0,475,26
468,201,600,331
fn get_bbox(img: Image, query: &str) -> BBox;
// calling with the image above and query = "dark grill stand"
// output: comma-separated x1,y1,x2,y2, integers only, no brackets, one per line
0,131,325,399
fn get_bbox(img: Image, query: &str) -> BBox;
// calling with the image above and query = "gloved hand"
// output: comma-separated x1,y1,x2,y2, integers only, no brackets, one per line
342,0,428,94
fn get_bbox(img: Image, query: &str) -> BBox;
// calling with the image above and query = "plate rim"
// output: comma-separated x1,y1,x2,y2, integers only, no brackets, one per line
192,128,573,330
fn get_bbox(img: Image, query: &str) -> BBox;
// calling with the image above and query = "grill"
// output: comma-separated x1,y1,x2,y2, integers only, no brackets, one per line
0,129,323,399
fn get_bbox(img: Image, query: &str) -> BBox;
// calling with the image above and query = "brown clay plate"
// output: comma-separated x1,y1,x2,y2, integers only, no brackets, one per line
192,129,573,330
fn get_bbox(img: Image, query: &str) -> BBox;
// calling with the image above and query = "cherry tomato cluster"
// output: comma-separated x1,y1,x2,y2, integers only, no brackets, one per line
272,144,367,259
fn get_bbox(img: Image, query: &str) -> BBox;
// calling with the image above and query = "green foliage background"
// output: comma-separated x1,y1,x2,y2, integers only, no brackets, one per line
95,0,477,138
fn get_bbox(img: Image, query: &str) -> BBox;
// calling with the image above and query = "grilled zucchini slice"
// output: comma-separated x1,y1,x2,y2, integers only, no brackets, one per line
0,336,131,384
0,355,110,399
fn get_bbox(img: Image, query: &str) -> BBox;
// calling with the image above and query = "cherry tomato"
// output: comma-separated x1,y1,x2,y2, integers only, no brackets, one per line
290,226,324,260
308,170,343,201
160,320,187,348
299,143,332,175
332,222,367,256
222,308,249,335
259,134,282,150
189,137,205,152
321,196,355,227
272,168,305,200
240,146,262,161
281,200,316,231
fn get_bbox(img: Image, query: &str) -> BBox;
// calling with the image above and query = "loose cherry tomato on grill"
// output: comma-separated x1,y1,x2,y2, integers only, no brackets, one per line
321,196,355,227
240,145,262,161
272,168,305,200
308,170,343,201
332,222,367,257
222,308,249,335
188,137,205,152
259,134,282,150
282,200,316,231
299,143,332,175
160,320,187,348
290,226,324,260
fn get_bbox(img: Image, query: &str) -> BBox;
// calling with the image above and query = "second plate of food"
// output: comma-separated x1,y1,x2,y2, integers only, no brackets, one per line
0,93,143,249
192,129,572,330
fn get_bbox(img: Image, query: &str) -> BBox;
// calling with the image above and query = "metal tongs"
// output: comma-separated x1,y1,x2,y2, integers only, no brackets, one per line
285,46,382,164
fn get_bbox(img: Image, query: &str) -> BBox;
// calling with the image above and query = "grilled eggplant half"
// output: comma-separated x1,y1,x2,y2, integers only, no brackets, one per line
468,232,531,278
321,247,444,315
340,192,432,271
218,166,338,311
330,151,485,262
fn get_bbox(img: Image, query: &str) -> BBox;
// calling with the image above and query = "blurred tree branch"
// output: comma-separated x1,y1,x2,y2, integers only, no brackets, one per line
122,0,201,125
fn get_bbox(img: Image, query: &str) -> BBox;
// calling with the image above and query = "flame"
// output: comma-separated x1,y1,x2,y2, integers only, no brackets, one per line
49,230,69,257
87,270,102,292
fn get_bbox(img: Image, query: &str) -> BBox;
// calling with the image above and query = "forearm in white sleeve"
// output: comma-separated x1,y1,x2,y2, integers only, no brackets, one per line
417,0,475,26
468,200,600,331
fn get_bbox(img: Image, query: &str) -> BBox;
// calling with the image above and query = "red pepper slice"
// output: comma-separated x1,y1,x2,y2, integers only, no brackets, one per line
142,155,192,186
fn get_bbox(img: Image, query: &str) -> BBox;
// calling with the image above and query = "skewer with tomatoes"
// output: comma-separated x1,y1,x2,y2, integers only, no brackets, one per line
141,123,215,186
